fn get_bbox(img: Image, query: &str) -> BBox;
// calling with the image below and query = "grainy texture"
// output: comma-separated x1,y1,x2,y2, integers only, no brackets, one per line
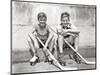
11,0,96,74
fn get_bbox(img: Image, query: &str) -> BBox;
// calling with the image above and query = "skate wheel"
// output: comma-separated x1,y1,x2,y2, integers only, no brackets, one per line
60,62,66,66
48,60,53,64
30,62,36,66
30,59,39,66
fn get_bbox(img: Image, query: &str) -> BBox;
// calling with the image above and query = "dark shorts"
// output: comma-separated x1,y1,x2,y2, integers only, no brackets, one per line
63,35,75,48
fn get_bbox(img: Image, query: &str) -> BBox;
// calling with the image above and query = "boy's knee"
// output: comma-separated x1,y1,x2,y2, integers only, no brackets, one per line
34,40,39,48
65,36,74,45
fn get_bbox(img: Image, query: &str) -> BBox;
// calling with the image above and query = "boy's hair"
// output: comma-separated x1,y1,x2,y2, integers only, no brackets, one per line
37,12,47,20
61,12,70,21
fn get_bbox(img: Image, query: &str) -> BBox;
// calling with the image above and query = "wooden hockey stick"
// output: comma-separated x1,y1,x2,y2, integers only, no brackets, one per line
64,39,95,65
36,36,77,70
48,25,95,65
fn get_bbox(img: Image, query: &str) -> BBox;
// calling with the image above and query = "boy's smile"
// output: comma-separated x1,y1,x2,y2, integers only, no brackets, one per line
61,17,69,25
39,17,47,24
38,17,47,28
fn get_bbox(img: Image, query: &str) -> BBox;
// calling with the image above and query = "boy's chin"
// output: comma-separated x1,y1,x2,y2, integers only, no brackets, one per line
62,23,69,25
40,25,46,28
41,22,46,24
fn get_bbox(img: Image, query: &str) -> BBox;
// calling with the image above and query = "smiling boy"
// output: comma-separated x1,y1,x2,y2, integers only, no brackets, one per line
57,12,80,65
28,12,54,65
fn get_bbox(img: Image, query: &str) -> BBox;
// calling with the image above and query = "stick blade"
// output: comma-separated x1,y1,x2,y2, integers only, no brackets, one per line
85,61,95,65
60,66,78,71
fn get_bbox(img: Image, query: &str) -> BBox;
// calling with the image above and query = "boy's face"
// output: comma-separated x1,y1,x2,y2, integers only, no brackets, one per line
38,17,47,28
38,16,46,24
61,16,69,25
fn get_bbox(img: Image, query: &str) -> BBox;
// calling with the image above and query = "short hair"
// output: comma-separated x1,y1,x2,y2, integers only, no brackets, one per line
37,12,47,20
61,12,70,20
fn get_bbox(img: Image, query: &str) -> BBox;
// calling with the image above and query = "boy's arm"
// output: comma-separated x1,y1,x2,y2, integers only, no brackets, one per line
45,27,54,48
62,25,80,34
27,28,39,48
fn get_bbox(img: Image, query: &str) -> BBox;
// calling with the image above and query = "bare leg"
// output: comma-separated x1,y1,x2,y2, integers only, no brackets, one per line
44,37,55,63
28,35,39,64
48,37,55,52
66,35,81,64
58,35,64,53
74,35,79,51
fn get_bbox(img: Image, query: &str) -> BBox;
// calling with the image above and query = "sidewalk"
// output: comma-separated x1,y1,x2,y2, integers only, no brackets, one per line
12,58,95,74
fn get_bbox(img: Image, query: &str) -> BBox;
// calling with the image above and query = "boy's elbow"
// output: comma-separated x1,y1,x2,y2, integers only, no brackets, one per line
73,28,80,33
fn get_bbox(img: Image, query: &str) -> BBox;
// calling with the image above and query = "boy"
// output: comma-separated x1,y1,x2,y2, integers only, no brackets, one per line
28,12,54,65
57,12,80,65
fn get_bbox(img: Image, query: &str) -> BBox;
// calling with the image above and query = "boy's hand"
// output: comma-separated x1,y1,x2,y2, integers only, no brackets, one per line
43,47,47,51
57,29,64,35
45,42,48,48
58,29,69,34
62,29,69,33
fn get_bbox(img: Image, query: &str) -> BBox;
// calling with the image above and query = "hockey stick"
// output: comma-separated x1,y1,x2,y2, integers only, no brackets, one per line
64,39,95,65
48,25,95,65
36,36,77,70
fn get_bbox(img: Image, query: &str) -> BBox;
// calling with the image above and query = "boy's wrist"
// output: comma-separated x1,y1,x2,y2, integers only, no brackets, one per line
45,42,48,47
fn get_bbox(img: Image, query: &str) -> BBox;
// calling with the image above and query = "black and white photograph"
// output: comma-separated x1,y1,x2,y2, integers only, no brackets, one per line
11,0,96,74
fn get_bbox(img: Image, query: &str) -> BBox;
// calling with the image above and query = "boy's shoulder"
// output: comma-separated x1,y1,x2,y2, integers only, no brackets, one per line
28,26,37,35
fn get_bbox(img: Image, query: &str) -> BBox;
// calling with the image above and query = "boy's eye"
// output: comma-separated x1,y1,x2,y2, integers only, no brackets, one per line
62,17,69,21
62,20,68,22
39,17,46,20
